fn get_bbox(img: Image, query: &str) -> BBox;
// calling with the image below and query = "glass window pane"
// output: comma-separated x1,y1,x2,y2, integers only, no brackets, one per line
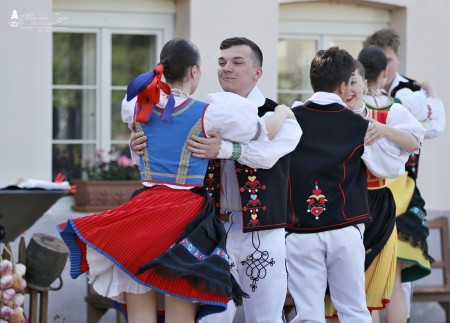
53,89,96,140
329,40,363,59
111,90,130,142
278,39,317,91
53,33,96,85
111,34,156,86
52,143,96,180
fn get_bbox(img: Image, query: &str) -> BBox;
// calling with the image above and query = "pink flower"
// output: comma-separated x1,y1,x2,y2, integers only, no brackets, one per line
117,155,134,167
96,149,105,164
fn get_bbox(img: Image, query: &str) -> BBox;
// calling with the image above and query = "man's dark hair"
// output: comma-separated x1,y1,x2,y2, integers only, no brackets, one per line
220,37,263,67
310,47,355,93
357,45,387,84
364,28,401,54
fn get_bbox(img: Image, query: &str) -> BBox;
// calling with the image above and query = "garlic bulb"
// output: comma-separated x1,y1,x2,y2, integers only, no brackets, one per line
12,264,25,278
0,261,13,276
1,289,15,304
0,276,13,290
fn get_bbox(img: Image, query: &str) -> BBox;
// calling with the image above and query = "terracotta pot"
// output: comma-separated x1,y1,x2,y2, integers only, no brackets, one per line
71,179,142,212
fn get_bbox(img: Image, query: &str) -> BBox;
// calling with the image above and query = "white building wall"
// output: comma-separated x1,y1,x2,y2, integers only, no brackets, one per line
186,0,280,101
0,0,53,186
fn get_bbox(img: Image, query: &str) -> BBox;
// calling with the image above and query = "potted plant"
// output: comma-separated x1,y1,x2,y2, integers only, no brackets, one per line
71,149,142,213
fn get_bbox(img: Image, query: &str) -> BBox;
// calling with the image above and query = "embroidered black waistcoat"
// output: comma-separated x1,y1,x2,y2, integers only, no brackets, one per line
204,98,290,233
286,101,372,234
390,76,421,97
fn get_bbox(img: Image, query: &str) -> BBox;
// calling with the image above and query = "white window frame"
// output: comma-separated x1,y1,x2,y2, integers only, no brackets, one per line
52,9,173,168
278,2,390,103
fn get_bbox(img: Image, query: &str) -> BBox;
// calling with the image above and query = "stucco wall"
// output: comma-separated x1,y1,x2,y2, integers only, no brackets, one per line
184,0,280,101
0,0,53,186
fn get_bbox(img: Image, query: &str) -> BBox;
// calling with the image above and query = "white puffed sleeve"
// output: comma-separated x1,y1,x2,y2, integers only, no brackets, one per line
387,103,426,152
396,88,428,121
362,104,426,178
121,96,140,165
121,95,136,129
216,112,301,169
396,88,446,139
362,136,407,179
202,92,267,143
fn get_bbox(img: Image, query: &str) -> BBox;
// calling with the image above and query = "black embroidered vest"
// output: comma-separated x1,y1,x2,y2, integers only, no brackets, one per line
204,99,290,233
390,76,421,97
286,102,372,233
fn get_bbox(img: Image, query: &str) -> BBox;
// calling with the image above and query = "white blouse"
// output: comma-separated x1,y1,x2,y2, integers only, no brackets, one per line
387,73,446,139
216,86,302,170
395,88,446,139
362,94,426,179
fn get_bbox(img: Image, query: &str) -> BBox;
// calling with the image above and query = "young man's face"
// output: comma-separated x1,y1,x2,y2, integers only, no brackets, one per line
217,45,262,98
346,69,367,111
383,46,400,89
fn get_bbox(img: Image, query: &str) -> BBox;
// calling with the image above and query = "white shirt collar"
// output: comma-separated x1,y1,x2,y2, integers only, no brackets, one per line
387,73,409,95
246,85,266,107
306,92,348,108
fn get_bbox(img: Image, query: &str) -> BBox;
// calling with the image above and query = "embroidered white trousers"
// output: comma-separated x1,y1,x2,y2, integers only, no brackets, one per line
201,211,287,323
286,224,371,323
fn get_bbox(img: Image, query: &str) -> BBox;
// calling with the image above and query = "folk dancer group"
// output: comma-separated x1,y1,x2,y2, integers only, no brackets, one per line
58,28,445,323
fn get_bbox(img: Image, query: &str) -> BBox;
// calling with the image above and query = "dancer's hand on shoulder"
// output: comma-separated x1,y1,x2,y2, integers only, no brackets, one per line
187,130,221,159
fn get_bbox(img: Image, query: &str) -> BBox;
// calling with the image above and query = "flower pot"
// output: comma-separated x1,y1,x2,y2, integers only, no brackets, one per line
71,180,142,212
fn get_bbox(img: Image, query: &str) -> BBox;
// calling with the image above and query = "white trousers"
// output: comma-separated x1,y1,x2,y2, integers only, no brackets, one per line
402,281,413,318
286,224,371,323
201,212,287,323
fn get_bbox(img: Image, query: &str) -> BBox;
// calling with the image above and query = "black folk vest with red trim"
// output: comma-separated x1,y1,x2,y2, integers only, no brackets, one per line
286,101,372,233
204,98,290,233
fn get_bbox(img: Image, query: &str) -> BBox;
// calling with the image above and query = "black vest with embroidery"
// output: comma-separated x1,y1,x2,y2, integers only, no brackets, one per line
204,98,290,233
286,101,372,233
390,75,421,97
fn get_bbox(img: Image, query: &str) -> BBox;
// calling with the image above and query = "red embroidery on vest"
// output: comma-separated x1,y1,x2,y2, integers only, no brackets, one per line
205,159,221,208
406,152,418,176
239,167,267,226
306,181,327,220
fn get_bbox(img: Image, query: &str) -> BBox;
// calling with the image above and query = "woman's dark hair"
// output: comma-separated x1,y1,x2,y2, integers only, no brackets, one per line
357,45,387,84
220,37,263,67
310,47,355,93
159,38,200,83
354,59,366,79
